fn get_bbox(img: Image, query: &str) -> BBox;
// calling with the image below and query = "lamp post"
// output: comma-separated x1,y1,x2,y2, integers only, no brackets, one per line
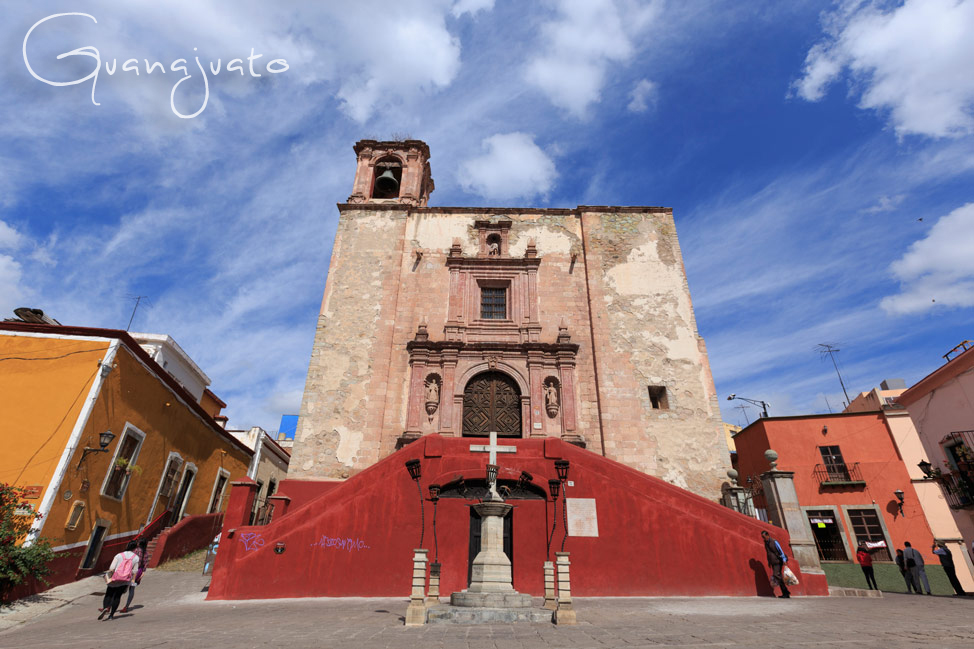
727,394,770,418
894,489,905,516
547,478,560,557
428,484,441,563
554,460,570,552
75,430,116,470
918,460,933,477
404,459,424,548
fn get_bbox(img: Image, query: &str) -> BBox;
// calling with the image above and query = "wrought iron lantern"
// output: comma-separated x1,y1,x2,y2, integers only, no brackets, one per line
554,459,570,482
917,460,933,478
76,430,116,469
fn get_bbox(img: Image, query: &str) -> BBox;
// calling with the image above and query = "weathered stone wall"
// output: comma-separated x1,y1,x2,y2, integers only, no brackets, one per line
291,205,726,499
580,208,725,498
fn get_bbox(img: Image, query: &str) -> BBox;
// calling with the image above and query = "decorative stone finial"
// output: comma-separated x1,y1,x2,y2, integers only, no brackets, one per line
726,468,739,485
764,449,779,470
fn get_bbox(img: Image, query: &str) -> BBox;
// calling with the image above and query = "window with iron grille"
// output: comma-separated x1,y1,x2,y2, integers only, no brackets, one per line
480,286,507,320
847,508,892,561
819,445,850,480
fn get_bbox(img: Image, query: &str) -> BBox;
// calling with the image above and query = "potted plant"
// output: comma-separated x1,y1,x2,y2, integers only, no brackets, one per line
114,457,142,476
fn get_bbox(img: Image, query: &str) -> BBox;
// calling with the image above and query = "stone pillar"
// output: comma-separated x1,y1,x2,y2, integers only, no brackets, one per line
528,351,546,438
427,562,441,606
761,468,823,575
468,502,514,592
405,549,428,626
543,561,557,610
554,552,576,625
403,352,428,439
439,353,457,434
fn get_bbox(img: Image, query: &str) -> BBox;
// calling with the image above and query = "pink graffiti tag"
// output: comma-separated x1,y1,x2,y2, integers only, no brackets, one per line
239,532,265,551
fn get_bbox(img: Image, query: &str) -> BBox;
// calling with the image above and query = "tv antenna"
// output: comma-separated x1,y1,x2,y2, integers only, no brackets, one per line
816,343,850,406
735,404,751,426
126,295,150,331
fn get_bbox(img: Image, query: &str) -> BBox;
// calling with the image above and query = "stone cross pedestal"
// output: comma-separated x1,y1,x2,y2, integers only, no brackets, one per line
543,561,557,610
553,552,576,625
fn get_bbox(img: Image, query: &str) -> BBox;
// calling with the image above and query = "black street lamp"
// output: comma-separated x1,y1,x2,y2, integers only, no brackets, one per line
547,478,560,558
727,394,770,418
76,430,116,470
404,459,424,548
554,460,570,552
918,460,933,477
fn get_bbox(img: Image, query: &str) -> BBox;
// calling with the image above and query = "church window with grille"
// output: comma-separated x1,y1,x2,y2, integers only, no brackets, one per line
480,286,507,320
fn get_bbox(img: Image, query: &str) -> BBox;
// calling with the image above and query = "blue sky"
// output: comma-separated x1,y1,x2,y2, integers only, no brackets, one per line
2,0,973,432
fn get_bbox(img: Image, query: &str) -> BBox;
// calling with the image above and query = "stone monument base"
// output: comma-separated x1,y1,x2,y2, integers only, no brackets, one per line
428,605,553,625
450,590,534,608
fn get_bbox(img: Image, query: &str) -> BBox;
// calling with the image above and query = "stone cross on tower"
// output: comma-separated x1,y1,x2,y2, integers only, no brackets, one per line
469,431,516,499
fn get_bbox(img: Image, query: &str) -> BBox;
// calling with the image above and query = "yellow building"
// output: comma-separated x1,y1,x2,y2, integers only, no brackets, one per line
0,320,252,595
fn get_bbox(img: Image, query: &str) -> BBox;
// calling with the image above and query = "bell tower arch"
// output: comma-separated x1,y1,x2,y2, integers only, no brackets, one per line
347,140,434,206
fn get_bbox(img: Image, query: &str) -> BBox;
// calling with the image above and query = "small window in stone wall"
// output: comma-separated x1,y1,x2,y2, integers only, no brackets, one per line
481,286,507,320
65,500,85,530
648,386,669,410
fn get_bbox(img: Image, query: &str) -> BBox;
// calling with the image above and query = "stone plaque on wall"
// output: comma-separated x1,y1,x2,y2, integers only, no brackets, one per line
566,498,598,537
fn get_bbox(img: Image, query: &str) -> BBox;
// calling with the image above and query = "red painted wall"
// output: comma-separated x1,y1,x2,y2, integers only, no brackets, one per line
734,413,937,564
208,437,827,600
148,513,224,568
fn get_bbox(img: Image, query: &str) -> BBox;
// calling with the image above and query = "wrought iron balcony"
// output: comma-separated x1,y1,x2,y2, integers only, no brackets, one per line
813,462,865,486
934,471,974,509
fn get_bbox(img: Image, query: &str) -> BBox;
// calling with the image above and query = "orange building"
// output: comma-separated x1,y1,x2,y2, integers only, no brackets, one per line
0,321,252,595
732,410,961,592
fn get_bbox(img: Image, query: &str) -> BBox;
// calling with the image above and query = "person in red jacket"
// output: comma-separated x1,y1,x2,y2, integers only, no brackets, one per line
856,541,878,590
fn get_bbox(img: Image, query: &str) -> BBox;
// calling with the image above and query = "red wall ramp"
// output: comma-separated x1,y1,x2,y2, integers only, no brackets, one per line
207,437,828,600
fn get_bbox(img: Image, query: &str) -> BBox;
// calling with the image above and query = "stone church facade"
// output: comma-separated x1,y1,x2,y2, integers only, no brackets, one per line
289,140,726,499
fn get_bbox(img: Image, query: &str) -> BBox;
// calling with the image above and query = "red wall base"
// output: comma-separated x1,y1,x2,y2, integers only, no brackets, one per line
208,437,829,600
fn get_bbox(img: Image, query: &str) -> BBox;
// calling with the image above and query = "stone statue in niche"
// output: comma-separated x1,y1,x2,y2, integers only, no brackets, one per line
425,378,440,423
544,380,559,418
487,241,499,256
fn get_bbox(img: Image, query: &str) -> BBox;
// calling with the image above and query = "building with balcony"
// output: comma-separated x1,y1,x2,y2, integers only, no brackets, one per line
899,342,974,570
733,406,974,592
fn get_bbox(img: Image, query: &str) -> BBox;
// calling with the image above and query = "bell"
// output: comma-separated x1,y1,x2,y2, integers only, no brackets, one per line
374,169,399,196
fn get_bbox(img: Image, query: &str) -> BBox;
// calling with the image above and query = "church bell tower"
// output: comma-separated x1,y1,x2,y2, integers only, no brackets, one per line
347,139,434,207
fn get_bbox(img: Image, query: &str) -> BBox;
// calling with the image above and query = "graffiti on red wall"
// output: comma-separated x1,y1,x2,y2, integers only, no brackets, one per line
310,534,370,552
239,532,265,551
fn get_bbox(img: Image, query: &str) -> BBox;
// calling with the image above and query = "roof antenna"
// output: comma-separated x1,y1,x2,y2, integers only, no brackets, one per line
817,343,851,406
126,295,149,331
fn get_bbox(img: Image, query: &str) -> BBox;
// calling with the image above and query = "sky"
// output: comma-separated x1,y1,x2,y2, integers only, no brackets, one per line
2,0,974,432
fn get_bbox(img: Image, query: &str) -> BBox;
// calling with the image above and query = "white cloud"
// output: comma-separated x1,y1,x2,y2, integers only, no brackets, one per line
458,133,557,201
627,78,657,113
0,220,21,250
451,0,495,17
881,203,974,314
794,0,974,137
524,0,660,117
862,194,905,214
0,254,25,316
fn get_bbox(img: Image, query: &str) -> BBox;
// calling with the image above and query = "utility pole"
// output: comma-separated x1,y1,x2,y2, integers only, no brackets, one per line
817,343,851,406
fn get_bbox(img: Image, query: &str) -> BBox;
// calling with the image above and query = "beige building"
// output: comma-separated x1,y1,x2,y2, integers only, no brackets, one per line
289,139,726,498
227,426,290,524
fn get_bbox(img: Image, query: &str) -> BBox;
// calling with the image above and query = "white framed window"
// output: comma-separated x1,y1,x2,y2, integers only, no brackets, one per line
208,468,231,514
100,423,146,501
171,463,197,520
65,501,86,530
145,452,184,526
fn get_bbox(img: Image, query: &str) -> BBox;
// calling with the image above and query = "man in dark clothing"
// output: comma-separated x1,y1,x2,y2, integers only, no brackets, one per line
761,530,791,598
933,542,967,596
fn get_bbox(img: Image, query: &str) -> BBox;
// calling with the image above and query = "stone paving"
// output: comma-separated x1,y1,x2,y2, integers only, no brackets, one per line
3,571,974,648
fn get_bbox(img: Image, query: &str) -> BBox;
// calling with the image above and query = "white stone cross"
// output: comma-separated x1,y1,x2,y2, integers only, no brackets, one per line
469,431,517,465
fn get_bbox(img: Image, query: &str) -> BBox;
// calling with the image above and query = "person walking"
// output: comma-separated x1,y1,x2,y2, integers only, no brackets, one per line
856,541,879,590
903,541,931,595
895,549,917,593
933,542,966,596
98,541,140,620
121,538,148,612
761,530,791,598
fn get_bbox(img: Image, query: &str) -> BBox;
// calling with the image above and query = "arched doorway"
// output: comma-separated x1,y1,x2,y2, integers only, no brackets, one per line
462,371,522,437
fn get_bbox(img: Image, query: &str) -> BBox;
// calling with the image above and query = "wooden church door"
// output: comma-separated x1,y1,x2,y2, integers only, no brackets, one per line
467,507,513,585
462,371,521,436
